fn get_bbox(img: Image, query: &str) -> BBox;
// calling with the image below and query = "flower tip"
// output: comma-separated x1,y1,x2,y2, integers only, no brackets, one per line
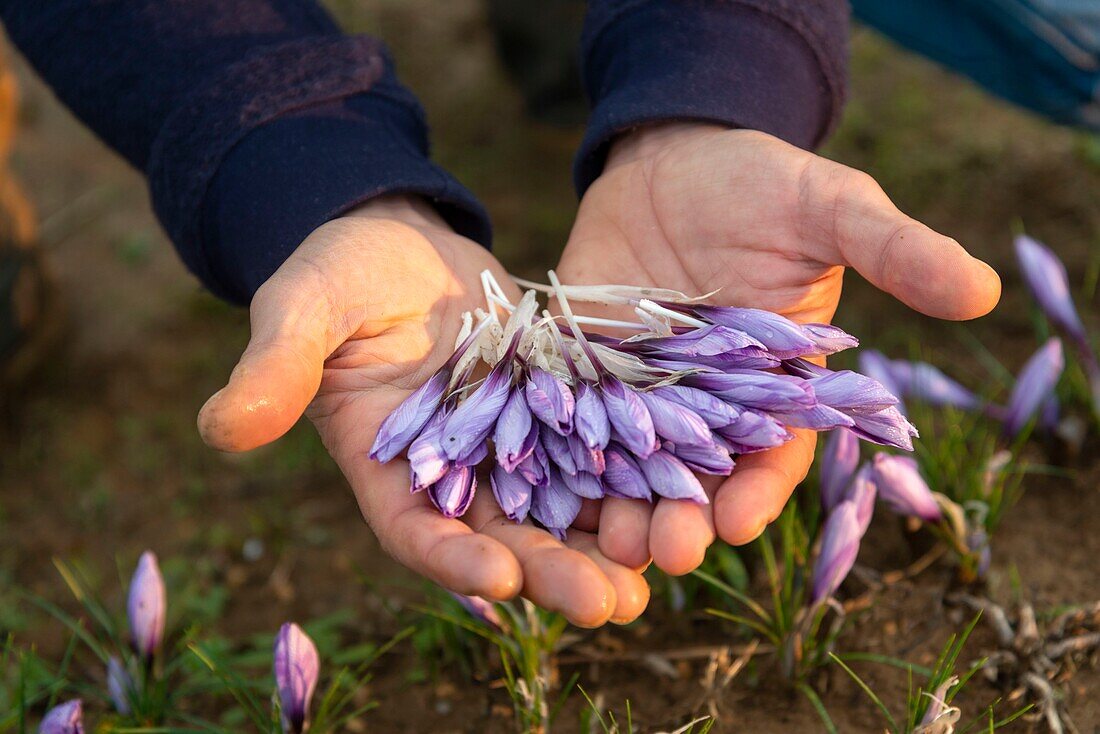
127,550,166,660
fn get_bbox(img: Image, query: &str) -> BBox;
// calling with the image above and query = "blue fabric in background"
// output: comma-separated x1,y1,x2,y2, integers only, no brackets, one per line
852,0,1100,130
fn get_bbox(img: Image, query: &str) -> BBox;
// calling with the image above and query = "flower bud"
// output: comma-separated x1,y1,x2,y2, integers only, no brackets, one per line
820,429,860,513
1004,338,1064,437
871,453,942,522
127,551,166,660
39,700,83,734
812,501,863,602
273,623,320,734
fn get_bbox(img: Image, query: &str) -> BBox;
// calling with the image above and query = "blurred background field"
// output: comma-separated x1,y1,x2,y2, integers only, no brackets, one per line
2,1,1099,731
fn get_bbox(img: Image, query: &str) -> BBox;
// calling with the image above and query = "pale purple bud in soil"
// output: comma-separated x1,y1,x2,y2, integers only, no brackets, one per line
857,350,906,411
127,551,166,660
654,385,741,428
716,412,794,453
531,469,583,539
872,453,942,522
634,324,765,357
369,370,449,463
638,450,709,503
601,377,658,458
820,429,861,513
687,370,815,412
638,390,713,447
1015,234,1088,343
560,469,605,500
800,323,859,355
1004,338,1064,437
920,676,959,726
692,305,817,359
540,427,577,475
967,527,991,579
107,657,134,715
428,464,477,518
449,592,504,630
39,700,83,734
666,440,735,475
574,381,611,449
490,464,533,523
812,500,863,602
516,436,549,486
808,370,900,415
525,367,575,435
602,445,653,500
442,361,514,463
273,622,320,734
774,403,854,430
848,405,919,451
892,361,981,411
408,409,451,491
569,435,605,475
494,388,536,472
847,464,877,534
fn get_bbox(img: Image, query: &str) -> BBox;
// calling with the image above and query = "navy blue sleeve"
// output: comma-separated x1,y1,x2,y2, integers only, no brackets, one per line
575,0,850,195
0,1,490,304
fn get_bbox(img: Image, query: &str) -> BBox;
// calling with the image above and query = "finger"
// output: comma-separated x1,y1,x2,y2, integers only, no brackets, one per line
465,490,617,628
597,497,653,570
565,531,651,624
342,444,524,600
649,477,718,576
714,429,816,545
802,158,1001,321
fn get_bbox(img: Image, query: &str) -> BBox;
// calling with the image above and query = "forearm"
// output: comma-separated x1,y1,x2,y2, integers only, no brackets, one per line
575,0,850,194
0,1,489,302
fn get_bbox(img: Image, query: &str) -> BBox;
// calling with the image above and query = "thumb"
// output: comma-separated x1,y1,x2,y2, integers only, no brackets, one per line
806,161,1001,321
198,275,338,453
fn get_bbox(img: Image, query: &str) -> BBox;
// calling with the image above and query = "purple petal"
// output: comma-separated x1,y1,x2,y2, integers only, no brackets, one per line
428,464,477,518
602,444,653,500
569,435,605,475
820,428,860,513
39,700,83,734
540,427,577,475
654,385,741,428
370,370,449,462
525,367,575,435
632,324,765,356
107,657,134,715
442,363,513,462
1004,337,1064,437
638,390,713,447
273,623,320,734
808,370,900,415
1015,234,1087,343
774,403,855,430
857,350,907,411
894,361,981,411
531,470,583,537
871,453,941,522
693,305,817,358
666,440,735,475
127,551,166,660
560,469,605,500
516,434,550,486
637,450,709,503
494,388,536,471
812,500,863,602
800,323,859,355
449,592,504,630
408,409,451,491
574,381,611,449
490,464,533,523
687,370,816,412
601,378,658,458
846,463,877,534
716,412,794,453
848,406,919,451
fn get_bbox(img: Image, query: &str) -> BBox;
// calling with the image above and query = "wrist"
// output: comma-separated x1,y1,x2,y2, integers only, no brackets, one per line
605,122,727,171
344,193,451,232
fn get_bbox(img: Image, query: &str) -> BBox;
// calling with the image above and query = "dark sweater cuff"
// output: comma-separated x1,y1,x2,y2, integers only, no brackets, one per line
575,0,848,195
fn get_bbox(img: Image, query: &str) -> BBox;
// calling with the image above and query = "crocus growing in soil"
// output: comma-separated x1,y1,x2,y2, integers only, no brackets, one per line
847,464,877,534
274,623,320,734
820,428,860,513
871,453,942,522
449,592,504,631
107,656,134,715
812,501,864,602
1003,337,1064,437
127,551,166,661
39,700,83,734
916,676,961,733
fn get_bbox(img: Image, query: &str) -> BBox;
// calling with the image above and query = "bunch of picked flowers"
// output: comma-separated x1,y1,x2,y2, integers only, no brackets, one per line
370,271,917,538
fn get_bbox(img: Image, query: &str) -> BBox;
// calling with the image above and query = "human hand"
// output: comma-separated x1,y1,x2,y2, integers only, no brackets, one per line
556,123,1001,574
198,195,649,626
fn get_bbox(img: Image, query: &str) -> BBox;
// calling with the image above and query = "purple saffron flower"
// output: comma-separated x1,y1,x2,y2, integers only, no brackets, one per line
442,361,516,465
449,592,504,630
775,403,854,430
127,551,166,660
847,464,877,534
848,406,919,451
369,370,450,463
408,409,451,491
637,450,709,503
494,387,537,472
811,500,863,602
39,700,83,734
800,323,859,354
107,657,134,715
516,438,550,486
638,389,713,447
568,435,605,475
1004,337,1064,437
573,381,611,449
490,464,533,522
667,440,735,475
631,324,765,356
560,469,605,500
892,361,981,411
820,429,860,513
541,427,578,475
602,445,653,500
871,453,942,522
531,470,583,539
525,367,575,435
808,370,900,415
600,377,658,458
857,350,906,409
692,305,817,358
273,622,320,734
653,385,741,428
715,412,794,453
919,676,960,728
428,464,477,518
1015,234,1088,344
687,370,815,412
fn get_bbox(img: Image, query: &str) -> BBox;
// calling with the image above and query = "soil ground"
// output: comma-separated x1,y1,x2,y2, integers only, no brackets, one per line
2,2,1099,732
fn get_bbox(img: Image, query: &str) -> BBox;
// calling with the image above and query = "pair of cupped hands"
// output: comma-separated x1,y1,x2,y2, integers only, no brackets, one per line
197,123,1001,627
